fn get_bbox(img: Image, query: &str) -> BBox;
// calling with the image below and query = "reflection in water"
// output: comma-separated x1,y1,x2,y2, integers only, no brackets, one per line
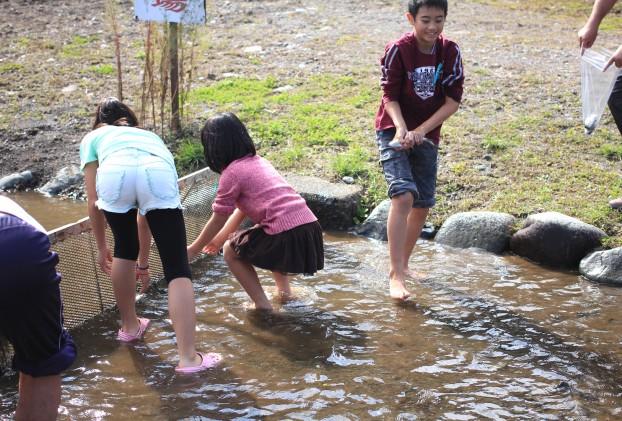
2,232,622,419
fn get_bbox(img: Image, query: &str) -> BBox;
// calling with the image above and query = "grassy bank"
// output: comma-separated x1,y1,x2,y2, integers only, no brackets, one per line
2,0,622,247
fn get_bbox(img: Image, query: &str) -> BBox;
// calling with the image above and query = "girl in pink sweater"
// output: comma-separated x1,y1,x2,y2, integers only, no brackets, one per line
187,113,324,311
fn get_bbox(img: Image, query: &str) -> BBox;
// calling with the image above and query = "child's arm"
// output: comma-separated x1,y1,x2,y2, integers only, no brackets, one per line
84,161,113,275
187,212,230,261
407,96,460,144
384,101,410,149
203,208,247,254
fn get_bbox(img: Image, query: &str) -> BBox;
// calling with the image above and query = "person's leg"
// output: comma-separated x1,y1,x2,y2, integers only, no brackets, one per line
16,373,61,421
103,209,143,336
145,208,201,368
272,272,293,302
402,142,438,280
387,192,415,300
403,207,430,279
223,241,273,310
167,277,202,368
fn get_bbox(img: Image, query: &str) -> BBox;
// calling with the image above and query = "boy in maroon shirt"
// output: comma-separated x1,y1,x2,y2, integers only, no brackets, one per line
375,0,464,300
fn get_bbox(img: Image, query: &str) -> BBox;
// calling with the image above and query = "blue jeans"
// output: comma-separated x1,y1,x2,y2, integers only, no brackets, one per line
376,128,438,208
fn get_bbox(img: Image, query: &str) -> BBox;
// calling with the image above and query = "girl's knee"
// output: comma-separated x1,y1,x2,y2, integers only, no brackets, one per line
222,242,237,263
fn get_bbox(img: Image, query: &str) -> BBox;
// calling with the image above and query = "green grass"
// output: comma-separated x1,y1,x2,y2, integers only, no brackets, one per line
60,35,99,58
0,62,24,73
81,64,115,75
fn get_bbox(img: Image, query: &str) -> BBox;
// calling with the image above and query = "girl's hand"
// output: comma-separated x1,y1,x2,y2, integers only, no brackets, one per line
98,247,113,275
135,266,151,294
202,240,223,255
187,244,201,262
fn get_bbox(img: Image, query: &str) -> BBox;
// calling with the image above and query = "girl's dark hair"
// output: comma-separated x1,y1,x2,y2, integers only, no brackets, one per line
92,97,139,130
408,0,448,18
200,112,256,174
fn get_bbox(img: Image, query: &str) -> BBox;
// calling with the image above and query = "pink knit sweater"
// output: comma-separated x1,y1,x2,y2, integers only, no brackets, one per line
212,154,317,235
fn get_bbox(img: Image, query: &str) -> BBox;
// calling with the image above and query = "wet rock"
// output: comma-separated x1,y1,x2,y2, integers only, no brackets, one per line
355,199,436,241
355,198,391,240
38,165,83,196
435,211,516,254
286,174,362,230
0,170,33,190
580,247,622,286
511,212,606,269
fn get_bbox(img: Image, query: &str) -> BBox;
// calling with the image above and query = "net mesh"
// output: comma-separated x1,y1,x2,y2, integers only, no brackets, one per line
0,168,219,374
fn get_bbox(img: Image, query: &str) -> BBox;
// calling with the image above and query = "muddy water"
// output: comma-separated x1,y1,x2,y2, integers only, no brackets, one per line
2,230,622,419
1,191,87,231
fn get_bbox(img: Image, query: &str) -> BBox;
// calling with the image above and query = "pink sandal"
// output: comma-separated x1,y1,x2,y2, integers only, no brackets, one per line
117,317,150,342
175,352,222,373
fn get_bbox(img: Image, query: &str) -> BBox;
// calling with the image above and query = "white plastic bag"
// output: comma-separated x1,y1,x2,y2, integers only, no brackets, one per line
581,47,622,134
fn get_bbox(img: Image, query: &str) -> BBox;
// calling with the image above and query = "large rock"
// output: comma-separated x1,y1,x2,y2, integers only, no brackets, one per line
0,170,34,191
355,199,391,240
38,165,83,196
435,211,516,254
285,174,362,230
580,247,622,286
510,212,606,268
355,199,436,241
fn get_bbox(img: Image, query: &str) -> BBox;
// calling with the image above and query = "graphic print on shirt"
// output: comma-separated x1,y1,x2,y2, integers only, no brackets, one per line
408,66,436,100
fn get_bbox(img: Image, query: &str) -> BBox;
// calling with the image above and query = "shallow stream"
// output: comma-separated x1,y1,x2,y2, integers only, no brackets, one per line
2,194,622,419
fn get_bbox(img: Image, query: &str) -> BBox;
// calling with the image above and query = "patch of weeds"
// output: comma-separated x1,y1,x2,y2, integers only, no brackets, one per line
82,64,115,76
270,145,307,169
331,145,370,178
17,37,31,47
60,35,99,58
0,62,24,73
175,138,206,175
449,161,469,176
598,143,622,160
481,135,510,152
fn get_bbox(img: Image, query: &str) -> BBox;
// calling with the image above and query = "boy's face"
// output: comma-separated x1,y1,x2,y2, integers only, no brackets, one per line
407,6,446,47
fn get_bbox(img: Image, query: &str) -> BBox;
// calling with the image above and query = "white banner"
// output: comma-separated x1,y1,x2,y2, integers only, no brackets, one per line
134,0,206,24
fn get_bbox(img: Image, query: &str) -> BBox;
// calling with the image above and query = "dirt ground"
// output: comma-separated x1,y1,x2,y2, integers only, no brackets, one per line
0,0,606,187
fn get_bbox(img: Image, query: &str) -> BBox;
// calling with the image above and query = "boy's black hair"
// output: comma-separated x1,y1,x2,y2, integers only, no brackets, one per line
92,97,139,130
200,112,256,174
408,0,448,18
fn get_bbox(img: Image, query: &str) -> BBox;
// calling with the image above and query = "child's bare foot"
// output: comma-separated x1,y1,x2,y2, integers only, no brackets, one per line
244,301,274,312
390,277,410,300
276,289,295,303
404,267,426,280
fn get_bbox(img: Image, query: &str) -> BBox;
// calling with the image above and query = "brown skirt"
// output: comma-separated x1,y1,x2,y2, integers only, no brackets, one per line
228,221,324,275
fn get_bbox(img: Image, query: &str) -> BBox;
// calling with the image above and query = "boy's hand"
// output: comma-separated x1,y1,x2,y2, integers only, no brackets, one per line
578,24,598,54
604,44,622,71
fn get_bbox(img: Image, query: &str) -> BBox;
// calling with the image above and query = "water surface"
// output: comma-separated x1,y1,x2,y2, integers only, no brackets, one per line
1,232,622,419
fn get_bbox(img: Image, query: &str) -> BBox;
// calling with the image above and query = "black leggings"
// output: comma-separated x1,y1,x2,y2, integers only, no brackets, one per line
103,208,191,284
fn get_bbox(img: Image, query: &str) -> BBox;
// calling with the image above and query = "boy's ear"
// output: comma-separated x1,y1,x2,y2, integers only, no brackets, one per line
406,12,415,26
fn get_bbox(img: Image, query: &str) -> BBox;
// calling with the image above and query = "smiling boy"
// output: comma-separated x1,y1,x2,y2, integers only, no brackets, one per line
375,0,464,300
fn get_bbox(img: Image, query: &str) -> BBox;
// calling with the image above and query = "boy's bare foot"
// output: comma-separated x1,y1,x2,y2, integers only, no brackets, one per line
390,278,410,300
404,268,426,280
